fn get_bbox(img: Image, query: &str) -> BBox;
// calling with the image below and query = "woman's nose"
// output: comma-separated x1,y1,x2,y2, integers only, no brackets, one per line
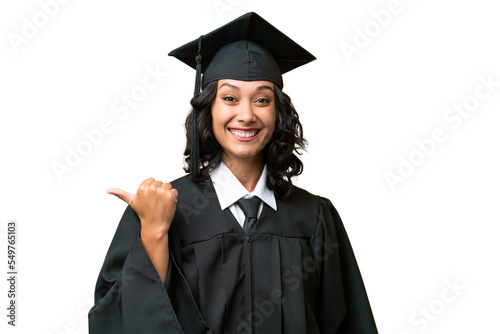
236,102,256,123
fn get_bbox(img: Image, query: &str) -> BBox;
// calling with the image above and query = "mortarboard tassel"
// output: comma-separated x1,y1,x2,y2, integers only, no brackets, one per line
190,35,203,175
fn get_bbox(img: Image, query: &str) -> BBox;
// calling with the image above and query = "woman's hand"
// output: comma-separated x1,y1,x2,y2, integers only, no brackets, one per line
107,178,177,283
107,178,178,235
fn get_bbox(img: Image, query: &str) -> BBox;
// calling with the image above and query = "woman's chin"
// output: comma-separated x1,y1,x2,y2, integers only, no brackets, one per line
223,149,264,163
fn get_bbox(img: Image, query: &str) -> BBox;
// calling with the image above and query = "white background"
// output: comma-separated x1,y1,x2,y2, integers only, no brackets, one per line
1,0,500,333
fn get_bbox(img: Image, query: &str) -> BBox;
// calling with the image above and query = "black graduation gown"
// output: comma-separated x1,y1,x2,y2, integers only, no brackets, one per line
88,175,377,333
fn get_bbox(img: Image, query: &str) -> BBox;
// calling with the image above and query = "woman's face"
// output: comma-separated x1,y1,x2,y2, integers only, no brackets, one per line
211,79,276,165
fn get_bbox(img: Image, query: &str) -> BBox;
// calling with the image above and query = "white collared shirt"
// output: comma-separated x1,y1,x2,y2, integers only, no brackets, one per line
210,162,277,227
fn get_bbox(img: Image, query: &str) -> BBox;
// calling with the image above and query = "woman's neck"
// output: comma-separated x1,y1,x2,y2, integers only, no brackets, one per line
223,154,264,193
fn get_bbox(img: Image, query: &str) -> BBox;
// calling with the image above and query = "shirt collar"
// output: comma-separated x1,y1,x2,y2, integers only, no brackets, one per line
210,161,277,211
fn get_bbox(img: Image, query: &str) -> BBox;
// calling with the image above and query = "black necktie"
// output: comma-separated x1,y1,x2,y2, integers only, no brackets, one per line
236,197,261,235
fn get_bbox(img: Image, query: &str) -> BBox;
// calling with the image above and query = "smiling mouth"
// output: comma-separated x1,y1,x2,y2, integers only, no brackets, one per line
228,128,260,138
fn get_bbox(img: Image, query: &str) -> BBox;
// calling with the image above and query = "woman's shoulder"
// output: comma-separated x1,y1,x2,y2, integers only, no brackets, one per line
170,174,193,188
169,174,216,202
288,183,335,204
279,184,337,218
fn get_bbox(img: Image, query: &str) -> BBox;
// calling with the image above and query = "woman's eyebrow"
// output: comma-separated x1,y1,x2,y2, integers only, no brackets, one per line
256,85,274,92
218,83,274,92
219,82,240,90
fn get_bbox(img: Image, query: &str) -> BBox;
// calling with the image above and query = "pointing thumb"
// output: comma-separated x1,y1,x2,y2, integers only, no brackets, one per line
107,188,135,206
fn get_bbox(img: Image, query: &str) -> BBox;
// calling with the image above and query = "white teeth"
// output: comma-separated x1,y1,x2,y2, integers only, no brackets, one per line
230,129,258,138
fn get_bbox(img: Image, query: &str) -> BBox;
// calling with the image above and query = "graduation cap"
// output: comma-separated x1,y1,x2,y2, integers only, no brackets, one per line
168,12,316,175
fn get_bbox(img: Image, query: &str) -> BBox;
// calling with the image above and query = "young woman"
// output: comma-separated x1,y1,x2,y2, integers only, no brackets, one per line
89,12,377,334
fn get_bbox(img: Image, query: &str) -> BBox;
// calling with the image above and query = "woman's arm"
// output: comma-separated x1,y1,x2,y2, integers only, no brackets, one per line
89,204,210,333
140,227,169,282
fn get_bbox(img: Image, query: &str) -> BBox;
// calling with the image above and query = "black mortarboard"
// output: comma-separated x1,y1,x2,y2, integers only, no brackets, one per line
168,12,316,175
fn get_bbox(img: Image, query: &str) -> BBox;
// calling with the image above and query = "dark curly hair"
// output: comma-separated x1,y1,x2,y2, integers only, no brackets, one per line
183,80,307,198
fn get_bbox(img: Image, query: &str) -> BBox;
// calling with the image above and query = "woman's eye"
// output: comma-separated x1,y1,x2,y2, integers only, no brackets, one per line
223,96,236,102
256,98,270,104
